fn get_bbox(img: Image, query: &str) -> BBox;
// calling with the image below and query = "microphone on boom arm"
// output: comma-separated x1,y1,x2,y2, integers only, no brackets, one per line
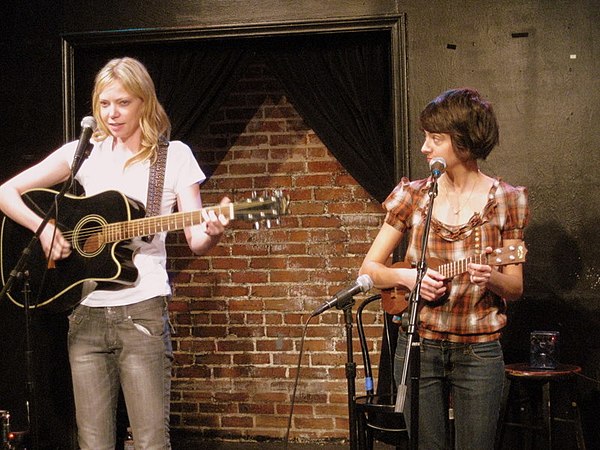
72,116,97,169
311,274,374,317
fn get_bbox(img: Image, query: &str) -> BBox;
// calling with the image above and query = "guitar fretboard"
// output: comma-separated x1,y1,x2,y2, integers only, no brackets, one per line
103,204,235,243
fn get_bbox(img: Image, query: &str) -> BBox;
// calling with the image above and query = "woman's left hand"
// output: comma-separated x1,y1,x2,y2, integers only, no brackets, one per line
468,246,493,287
201,196,231,237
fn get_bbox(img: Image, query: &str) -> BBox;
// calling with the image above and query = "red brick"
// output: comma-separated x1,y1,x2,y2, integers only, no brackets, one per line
164,60,384,443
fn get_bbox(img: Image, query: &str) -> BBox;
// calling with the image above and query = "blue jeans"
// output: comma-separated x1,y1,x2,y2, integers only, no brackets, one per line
68,296,173,450
394,334,505,450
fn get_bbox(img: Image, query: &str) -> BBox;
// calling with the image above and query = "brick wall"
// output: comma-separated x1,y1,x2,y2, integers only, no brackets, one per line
167,59,388,442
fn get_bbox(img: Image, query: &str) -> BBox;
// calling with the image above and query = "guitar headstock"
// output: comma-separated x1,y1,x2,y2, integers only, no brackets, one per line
236,190,291,229
487,243,528,266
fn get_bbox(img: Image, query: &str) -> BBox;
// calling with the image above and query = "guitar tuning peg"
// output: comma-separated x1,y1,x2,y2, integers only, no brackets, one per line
254,222,260,230
265,219,271,229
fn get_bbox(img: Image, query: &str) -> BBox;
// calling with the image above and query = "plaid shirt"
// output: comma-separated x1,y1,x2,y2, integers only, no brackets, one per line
384,176,530,343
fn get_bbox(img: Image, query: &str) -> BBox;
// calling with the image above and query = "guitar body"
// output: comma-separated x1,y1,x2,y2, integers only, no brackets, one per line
0,189,145,311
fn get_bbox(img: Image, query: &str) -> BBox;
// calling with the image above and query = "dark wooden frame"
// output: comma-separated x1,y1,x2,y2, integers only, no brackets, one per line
61,15,410,181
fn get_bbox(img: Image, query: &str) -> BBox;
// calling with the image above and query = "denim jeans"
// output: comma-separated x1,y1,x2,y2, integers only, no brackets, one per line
68,296,173,450
394,333,505,450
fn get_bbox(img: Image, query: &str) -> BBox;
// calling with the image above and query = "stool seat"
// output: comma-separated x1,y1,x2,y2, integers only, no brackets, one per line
505,363,581,380
496,363,586,450
355,393,407,449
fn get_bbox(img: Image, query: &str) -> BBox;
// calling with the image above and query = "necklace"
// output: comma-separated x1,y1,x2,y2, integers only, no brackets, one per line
444,172,479,215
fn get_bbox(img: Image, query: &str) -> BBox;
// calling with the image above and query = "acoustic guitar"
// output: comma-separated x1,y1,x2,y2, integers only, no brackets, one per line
0,188,290,312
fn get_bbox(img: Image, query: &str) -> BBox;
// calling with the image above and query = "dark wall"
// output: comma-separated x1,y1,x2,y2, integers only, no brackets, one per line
401,0,600,358
1,0,599,447
400,3,600,318
0,1,65,179
399,3,600,445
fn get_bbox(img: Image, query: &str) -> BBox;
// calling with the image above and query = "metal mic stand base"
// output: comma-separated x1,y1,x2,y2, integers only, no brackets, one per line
341,303,358,450
21,273,39,450
394,325,420,450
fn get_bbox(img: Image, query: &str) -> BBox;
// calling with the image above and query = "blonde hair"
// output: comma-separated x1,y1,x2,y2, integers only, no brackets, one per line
91,57,171,166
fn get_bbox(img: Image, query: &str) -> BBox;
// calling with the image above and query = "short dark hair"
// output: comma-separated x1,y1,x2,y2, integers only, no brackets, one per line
419,88,499,161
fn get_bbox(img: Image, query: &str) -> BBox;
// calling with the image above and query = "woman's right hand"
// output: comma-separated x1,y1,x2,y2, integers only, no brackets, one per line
414,268,447,301
40,223,71,262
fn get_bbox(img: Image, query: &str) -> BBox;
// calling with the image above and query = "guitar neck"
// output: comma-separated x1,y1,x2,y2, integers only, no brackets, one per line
438,253,489,279
103,204,234,243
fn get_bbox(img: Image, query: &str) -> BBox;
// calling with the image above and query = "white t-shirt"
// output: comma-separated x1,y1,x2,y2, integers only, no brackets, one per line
56,137,205,307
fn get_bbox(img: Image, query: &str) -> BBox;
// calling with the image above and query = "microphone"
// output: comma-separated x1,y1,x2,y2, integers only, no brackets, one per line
429,157,446,178
72,116,97,169
311,274,374,317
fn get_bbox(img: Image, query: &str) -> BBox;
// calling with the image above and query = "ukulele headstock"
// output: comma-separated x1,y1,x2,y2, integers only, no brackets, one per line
488,243,528,266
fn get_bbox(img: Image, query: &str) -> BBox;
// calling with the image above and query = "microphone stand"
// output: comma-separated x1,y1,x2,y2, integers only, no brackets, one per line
339,296,359,450
394,176,440,450
0,140,93,450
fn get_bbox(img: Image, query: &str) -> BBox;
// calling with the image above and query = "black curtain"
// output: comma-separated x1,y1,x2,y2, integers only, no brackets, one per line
151,44,254,139
72,32,395,201
77,30,399,400
263,31,396,203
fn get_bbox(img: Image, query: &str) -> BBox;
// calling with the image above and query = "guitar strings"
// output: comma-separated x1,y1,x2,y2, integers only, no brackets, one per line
58,212,207,243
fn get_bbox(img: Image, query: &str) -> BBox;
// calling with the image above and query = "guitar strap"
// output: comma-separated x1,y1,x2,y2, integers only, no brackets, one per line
144,139,168,241
144,139,176,324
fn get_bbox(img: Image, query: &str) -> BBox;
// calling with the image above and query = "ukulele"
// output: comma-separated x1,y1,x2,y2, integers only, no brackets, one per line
381,243,527,315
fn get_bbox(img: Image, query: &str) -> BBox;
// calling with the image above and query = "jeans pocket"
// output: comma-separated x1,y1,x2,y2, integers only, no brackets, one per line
467,340,503,361
67,305,87,336
133,322,153,336
128,303,166,338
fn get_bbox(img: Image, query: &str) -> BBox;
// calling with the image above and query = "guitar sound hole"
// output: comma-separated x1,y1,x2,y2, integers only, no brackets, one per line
82,233,104,254
74,215,106,257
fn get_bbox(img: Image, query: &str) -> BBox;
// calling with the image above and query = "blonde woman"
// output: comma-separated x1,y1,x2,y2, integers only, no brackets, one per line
0,57,230,449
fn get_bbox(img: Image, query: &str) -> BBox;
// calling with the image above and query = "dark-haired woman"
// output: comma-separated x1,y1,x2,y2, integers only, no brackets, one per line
360,88,529,449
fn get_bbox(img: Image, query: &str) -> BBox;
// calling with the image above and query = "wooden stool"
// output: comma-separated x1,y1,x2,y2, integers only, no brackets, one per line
495,363,586,449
